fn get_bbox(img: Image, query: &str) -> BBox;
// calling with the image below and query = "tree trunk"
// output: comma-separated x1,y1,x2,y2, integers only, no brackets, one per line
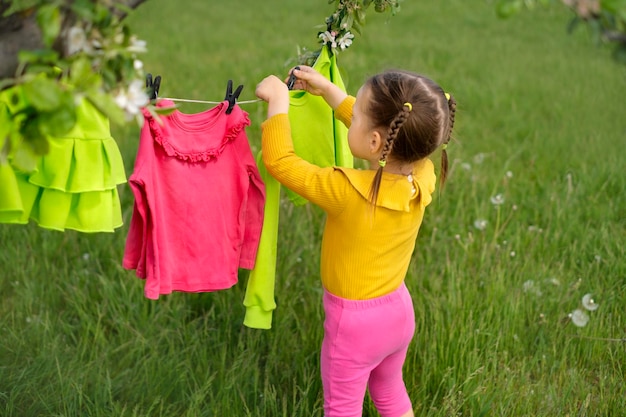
0,0,147,80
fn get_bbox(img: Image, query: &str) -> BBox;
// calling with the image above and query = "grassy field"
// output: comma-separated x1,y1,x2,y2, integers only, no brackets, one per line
1,0,625,416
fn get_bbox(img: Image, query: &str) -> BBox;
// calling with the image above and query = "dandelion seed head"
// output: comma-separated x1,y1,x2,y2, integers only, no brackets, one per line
549,277,561,286
506,171,513,178
461,162,471,171
474,219,488,231
510,251,516,257
523,280,542,296
490,194,505,206
582,293,599,311
594,255,602,263
570,309,589,327
473,153,486,164
523,280,534,292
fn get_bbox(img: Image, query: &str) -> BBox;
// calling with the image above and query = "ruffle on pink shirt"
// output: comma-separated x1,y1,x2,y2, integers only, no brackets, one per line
143,100,251,163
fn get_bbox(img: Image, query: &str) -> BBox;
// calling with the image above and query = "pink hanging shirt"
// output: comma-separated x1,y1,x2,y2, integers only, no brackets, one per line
123,100,265,299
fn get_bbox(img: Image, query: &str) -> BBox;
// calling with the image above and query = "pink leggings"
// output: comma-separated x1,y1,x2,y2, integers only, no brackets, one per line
321,283,415,417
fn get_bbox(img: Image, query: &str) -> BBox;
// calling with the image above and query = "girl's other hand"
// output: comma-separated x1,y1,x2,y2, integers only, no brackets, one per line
255,75,288,102
255,75,289,117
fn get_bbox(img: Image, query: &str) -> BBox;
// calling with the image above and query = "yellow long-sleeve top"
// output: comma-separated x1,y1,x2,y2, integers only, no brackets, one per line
262,96,437,300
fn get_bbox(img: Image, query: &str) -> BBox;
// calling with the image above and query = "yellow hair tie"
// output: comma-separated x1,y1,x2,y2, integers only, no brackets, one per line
442,143,448,150
403,102,412,112
445,93,451,101
378,160,387,168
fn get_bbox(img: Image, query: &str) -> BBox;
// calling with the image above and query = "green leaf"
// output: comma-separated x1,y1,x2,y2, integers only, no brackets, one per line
612,44,626,63
20,118,48,155
18,49,59,65
70,58,102,90
154,105,178,116
566,16,583,34
70,0,97,20
22,78,64,112
0,78,17,91
38,105,78,137
601,0,626,16
356,8,366,23
37,5,61,48
2,0,39,17
85,91,126,126
496,0,523,18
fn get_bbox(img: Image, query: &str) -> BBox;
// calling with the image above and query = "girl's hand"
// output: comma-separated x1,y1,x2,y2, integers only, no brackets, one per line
255,75,288,102
287,66,331,96
256,75,289,117
288,65,348,110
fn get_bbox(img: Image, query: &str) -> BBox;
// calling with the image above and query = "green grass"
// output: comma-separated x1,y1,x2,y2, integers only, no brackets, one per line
1,0,625,416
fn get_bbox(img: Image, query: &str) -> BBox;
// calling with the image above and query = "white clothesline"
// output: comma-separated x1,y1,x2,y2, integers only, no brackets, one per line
160,97,263,105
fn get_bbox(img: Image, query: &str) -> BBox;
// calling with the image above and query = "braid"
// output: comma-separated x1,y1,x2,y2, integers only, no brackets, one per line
439,94,457,187
369,105,412,207
379,106,411,165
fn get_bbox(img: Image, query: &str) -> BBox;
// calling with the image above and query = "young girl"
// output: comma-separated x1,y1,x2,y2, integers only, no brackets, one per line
255,66,456,417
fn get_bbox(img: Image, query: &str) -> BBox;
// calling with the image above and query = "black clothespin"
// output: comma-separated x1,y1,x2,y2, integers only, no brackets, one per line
146,73,161,101
224,80,244,114
287,66,300,90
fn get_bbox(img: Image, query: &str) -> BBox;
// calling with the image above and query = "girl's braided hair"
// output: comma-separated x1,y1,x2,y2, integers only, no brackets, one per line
365,70,456,207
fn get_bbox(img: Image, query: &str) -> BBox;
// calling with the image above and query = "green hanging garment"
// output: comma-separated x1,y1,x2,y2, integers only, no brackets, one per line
243,46,352,329
286,45,353,205
0,86,126,232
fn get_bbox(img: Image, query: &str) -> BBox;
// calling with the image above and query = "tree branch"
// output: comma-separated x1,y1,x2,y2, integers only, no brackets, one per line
0,0,148,80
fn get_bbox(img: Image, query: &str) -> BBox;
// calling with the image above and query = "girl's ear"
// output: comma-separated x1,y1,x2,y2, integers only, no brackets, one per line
369,130,384,156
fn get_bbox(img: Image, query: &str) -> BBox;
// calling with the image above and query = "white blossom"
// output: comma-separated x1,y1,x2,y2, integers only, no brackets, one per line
127,36,148,53
66,26,89,56
318,31,337,49
337,32,355,50
115,79,149,120
569,309,589,327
